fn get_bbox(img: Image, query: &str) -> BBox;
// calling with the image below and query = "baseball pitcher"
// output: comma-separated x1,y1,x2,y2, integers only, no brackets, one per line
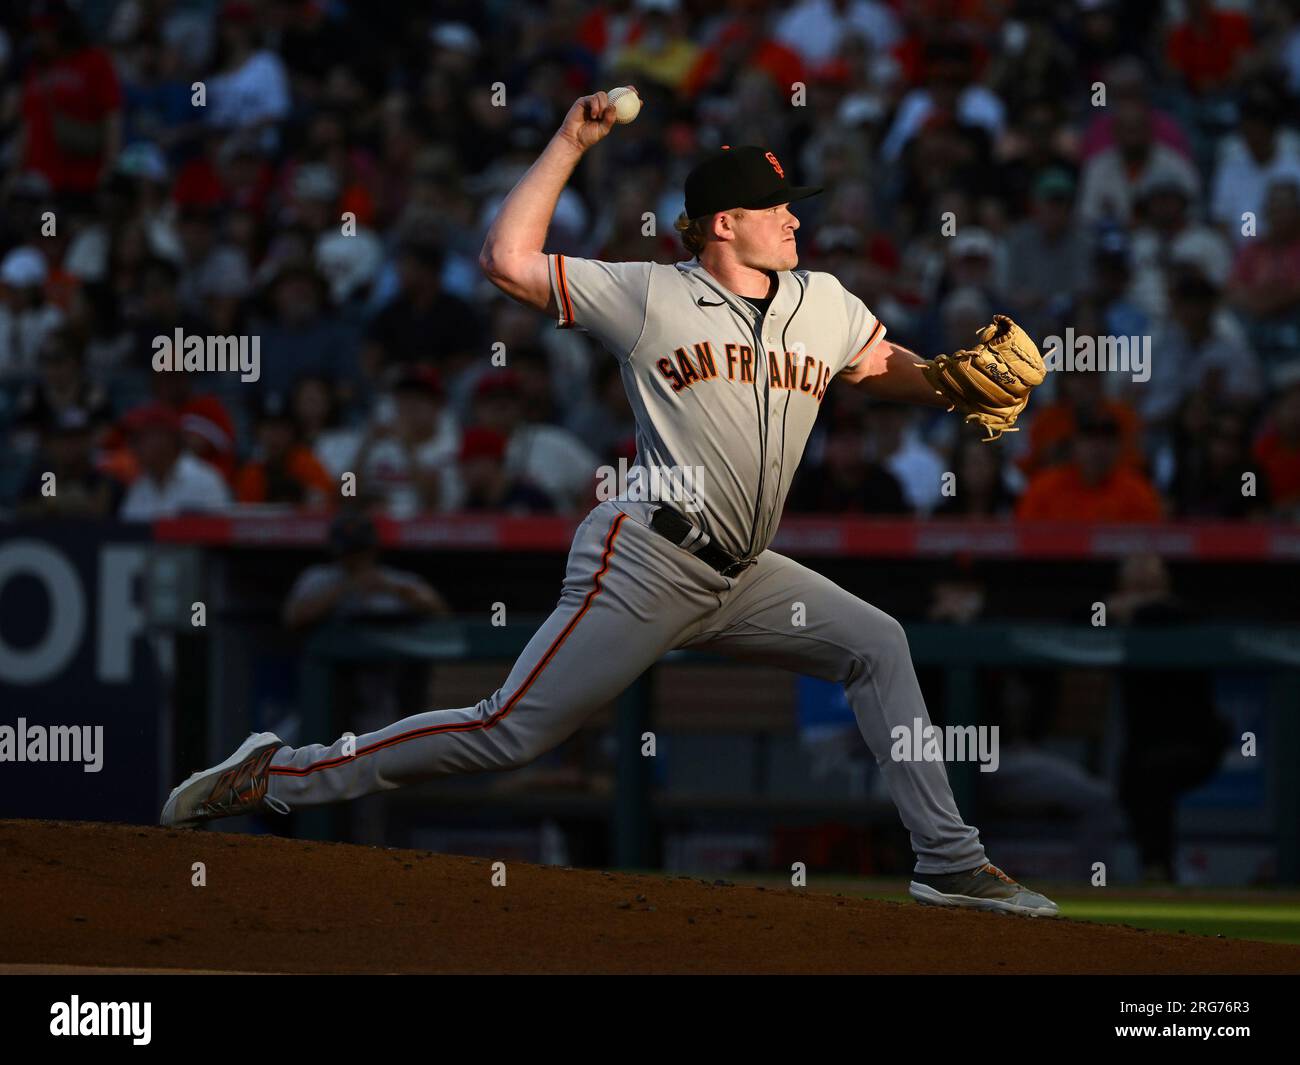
163,91,1055,916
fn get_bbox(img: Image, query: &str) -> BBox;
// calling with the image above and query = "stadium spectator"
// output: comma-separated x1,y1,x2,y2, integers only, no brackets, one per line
469,370,600,513
282,510,449,631
1016,412,1163,522
19,0,123,198
1170,409,1271,519
1226,177,1300,328
939,227,1007,306
0,247,64,382
315,229,385,316
1003,168,1089,342
507,345,567,428
565,357,637,466
593,173,687,264
1209,79,1300,243
1064,0,1147,85
362,239,482,383
986,10,1079,119
933,427,1017,519
15,406,118,519
1018,369,1144,477
1078,58,1192,164
277,0,371,104
788,418,907,515
291,373,364,482
128,256,211,373
1128,170,1233,320
1251,367,1300,515
442,296,535,419
1077,98,1201,226
254,258,359,398
1143,272,1264,430
773,0,902,68
352,366,461,518
63,153,180,285
0,0,1294,529
895,121,996,268
205,2,291,139
215,135,275,221
880,39,1005,165
234,391,334,506
119,30,196,154
682,17,805,102
174,206,251,315
458,427,554,514
117,402,230,521
993,96,1079,218
1164,0,1254,96
1282,1,1300,98
11,328,112,454
1076,238,1152,399
868,403,947,515
607,1,702,96
932,285,991,373
93,363,238,486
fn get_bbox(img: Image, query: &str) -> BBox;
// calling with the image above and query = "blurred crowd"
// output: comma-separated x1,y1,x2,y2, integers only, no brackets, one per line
3,0,1300,524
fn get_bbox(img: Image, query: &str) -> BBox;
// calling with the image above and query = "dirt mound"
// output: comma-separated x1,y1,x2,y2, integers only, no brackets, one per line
2,819,1296,974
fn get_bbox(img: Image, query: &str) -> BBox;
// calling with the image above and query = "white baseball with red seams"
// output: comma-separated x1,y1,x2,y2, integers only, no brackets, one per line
607,85,641,124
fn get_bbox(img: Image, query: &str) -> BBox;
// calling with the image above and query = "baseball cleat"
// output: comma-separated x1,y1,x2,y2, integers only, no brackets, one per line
908,862,1059,917
160,731,290,827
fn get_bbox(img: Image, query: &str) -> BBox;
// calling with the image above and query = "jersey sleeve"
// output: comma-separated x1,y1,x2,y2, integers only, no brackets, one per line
548,255,653,359
838,285,888,376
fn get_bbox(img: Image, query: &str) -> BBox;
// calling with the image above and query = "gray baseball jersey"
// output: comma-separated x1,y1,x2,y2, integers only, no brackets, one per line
550,256,887,558
262,255,987,876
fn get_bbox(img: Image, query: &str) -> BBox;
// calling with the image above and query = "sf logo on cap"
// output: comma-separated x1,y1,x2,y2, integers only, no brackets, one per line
765,152,784,178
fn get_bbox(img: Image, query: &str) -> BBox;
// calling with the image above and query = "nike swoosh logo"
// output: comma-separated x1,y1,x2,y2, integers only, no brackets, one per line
697,297,726,306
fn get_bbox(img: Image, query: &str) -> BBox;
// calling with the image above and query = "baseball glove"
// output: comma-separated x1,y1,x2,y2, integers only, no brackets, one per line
917,314,1047,440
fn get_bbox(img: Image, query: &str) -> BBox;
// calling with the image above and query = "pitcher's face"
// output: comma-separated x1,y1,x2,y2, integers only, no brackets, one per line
731,203,800,271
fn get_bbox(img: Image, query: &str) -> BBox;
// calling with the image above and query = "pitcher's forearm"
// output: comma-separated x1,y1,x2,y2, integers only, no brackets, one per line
481,134,585,268
847,341,950,407
480,92,616,310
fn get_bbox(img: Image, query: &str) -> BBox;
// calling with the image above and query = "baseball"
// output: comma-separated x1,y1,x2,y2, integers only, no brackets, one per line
608,85,642,124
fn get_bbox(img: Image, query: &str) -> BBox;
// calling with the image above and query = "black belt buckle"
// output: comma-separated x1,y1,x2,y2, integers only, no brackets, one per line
651,506,752,578
719,558,755,579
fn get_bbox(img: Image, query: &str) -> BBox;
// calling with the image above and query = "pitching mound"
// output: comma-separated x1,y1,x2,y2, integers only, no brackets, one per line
2,819,1297,974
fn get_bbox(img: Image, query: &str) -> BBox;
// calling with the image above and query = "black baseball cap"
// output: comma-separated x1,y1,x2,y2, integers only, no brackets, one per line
684,145,822,219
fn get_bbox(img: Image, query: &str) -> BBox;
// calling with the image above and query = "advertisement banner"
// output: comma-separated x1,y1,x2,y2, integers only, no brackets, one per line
0,523,162,822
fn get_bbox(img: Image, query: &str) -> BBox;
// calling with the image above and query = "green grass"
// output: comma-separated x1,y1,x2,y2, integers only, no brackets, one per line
711,872,1300,946
1029,897,1300,946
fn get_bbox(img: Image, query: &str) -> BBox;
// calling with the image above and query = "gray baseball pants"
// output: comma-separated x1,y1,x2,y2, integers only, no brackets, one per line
267,501,987,873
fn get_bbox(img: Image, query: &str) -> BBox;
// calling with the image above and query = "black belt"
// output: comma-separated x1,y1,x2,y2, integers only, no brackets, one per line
649,506,756,579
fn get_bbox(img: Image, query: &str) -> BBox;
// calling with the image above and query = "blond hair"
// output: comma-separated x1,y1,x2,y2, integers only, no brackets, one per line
674,208,746,256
